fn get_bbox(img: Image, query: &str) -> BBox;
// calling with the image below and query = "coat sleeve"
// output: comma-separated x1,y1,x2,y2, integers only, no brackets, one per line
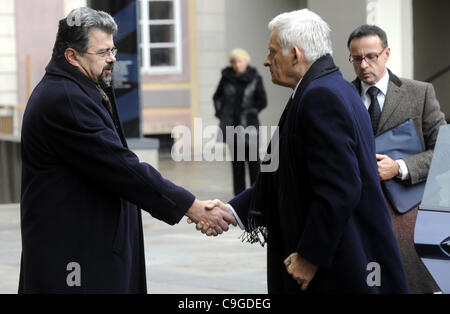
228,186,254,229
295,87,363,269
213,76,225,118
41,81,195,225
253,75,267,112
403,83,446,184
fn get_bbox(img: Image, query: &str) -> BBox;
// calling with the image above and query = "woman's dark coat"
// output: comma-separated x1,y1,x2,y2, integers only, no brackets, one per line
213,66,267,141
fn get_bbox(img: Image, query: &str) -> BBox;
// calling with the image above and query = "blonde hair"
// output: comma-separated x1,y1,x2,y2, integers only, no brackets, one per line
229,48,251,64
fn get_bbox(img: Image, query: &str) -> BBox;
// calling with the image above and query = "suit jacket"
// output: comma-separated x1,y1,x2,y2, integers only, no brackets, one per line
230,56,408,294
19,57,195,293
352,70,446,184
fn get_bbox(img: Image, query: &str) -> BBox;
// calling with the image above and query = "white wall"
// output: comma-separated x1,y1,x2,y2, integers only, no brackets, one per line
368,0,414,79
64,0,88,15
308,0,367,81
196,0,227,130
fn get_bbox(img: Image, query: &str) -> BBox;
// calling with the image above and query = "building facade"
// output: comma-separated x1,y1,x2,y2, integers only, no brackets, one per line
0,0,448,139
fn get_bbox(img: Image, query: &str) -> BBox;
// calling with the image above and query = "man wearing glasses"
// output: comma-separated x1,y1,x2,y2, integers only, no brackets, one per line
19,7,235,293
347,24,446,294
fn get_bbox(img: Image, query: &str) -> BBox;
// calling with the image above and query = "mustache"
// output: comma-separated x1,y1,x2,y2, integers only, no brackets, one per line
103,63,115,72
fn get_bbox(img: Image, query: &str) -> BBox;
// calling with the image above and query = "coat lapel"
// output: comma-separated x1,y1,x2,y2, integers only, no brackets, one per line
47,57,129,148
376,80,406,134
352,69,405,135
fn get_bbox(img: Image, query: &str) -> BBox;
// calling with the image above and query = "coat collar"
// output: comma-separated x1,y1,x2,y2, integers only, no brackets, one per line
292,54,339,104
352,68,402,94
278,54,339,130
45,57,104,105
46,57,128,147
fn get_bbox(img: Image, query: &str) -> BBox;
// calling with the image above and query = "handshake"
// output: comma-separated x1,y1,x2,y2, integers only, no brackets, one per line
185,199,238,236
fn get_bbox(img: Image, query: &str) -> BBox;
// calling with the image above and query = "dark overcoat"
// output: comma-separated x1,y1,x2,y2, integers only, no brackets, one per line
213,66,267,140
19,57,195,293
230,55,409,294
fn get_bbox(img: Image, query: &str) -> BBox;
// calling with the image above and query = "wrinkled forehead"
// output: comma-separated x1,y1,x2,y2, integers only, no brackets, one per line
268,29,282,49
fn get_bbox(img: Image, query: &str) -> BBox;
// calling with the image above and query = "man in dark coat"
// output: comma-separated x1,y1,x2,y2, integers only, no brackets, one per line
19,7,235,294
200,9,409,294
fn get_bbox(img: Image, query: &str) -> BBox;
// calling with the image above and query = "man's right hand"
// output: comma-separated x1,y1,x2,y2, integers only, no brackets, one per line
185,199,236,236
188,199,237,236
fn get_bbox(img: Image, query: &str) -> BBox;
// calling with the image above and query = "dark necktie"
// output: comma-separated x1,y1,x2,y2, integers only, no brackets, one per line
367,86,381,135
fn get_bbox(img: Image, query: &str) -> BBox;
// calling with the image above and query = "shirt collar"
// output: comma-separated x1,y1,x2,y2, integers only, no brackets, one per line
292,79,302,99
361,69,389,96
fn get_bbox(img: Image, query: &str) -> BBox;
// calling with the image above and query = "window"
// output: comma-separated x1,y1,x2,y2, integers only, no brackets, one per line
138,0,182,74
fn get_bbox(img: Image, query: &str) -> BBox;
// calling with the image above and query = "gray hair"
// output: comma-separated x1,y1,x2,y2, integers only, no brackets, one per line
268,9,333,64
52,7,118,58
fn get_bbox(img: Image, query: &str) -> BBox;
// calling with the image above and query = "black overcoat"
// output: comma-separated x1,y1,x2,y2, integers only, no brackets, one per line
213,66,267,141
230,56,409,294
19,57,195,293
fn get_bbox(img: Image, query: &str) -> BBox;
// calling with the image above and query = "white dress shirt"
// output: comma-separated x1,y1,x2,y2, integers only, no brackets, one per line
292,79,302,99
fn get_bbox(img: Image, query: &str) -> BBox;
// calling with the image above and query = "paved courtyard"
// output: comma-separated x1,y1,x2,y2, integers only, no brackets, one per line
0,157,267,294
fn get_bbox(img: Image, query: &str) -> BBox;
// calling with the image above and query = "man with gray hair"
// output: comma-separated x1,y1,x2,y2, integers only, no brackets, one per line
19,7,235,293
202,9,408,293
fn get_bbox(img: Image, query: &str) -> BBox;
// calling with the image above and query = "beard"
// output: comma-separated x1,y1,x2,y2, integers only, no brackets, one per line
99,63,114,87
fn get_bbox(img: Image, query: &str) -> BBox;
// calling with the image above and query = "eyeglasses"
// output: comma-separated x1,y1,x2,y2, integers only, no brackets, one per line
84,47,118,58
349,47,386,64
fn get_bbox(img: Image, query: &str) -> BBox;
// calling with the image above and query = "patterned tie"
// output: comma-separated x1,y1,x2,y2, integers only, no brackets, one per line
367,86,381,135
96,85,113,115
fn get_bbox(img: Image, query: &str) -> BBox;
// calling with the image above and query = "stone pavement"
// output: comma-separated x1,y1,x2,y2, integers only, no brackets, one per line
0,158,267,294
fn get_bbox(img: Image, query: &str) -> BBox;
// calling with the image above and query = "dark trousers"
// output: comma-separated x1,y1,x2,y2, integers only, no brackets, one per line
231,159,260,195
229,136,260,195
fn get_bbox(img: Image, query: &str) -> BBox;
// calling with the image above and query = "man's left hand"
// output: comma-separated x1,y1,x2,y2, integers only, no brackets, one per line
376,154,399,181
284,252,318,291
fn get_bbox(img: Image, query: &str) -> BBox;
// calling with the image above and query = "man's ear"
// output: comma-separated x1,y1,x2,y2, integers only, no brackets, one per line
292,46,303,65
384,47,391,62
64,48,81,68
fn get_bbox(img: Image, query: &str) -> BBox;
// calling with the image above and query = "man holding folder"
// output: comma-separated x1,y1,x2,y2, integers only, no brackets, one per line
347,24,446,293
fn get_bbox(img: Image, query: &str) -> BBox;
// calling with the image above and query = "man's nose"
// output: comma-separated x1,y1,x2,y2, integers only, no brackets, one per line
360,58,369,68
107,54,116,63
264,57,270,67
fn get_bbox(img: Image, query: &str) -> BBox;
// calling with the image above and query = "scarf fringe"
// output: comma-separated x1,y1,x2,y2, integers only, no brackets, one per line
239,216,268,247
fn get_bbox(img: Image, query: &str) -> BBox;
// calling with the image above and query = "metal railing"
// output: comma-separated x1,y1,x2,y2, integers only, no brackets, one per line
425,65,450,83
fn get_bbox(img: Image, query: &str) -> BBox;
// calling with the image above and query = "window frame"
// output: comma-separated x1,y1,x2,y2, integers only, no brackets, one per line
139,0,182,74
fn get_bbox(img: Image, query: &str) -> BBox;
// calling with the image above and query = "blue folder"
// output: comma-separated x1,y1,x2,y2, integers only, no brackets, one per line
375,119,425,214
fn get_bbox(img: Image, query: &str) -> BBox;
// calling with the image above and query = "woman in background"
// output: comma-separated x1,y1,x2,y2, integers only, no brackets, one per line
213,49,267,195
